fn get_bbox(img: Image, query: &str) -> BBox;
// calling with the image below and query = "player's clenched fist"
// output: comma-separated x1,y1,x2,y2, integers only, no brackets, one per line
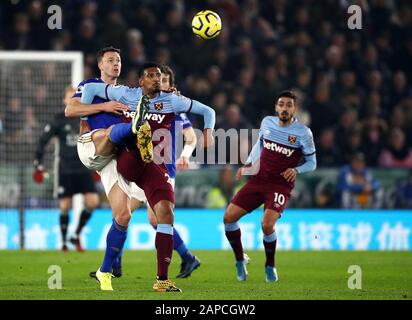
176,156,190,170
281,168,297,183
102,101,128,115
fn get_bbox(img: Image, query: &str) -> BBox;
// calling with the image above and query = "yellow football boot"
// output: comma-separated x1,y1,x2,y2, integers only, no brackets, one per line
137,120,153,163
95,268,114,291
152,278,182,292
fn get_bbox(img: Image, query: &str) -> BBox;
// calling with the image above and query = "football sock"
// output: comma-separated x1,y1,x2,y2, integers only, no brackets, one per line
75,209,92,237
153,225,193,263
225,222,244,261
59,212,69,244
173,227,194,262
263,231,277,267
156,224,174,280
101,219,128,273
108,123,133,145
112,249,122,272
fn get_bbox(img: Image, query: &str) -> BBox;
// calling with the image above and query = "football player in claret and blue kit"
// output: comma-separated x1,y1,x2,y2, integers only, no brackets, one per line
223,91,317,283
81,62,216,292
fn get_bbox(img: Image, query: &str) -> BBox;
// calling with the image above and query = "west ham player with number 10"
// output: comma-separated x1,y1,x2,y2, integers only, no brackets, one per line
81,62,215,292
224,91,316,282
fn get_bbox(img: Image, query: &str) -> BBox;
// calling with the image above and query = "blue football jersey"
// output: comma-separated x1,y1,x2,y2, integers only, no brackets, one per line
74,78,122,131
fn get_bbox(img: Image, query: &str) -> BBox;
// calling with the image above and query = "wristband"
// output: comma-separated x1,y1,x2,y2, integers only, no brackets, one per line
180,144,195,159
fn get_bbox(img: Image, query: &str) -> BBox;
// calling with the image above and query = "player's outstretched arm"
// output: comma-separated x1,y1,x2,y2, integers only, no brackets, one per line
189,100,216,129
188,100,216,148
65,97,128,117
81,83,112,104
170,94,216,147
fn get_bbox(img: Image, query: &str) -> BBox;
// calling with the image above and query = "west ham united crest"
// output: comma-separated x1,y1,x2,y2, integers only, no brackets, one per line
288,135,297,144
154,102,163,111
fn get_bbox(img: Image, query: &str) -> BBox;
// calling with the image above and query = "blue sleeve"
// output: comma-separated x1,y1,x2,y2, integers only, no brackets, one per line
295,127,316,174
187,100,215,129
295,154,317,173
169,93,192,113
106,84,131,102
246,138,262,165
246,124,264,165
80,83,109,104
301,127,316,156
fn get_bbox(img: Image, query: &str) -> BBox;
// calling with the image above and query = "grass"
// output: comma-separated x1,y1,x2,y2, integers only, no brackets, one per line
0,250,411,300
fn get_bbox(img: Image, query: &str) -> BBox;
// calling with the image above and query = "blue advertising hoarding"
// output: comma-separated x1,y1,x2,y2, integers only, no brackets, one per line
0,209,411,250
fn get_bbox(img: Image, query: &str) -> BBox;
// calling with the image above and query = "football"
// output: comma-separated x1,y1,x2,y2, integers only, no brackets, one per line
191,10,222,40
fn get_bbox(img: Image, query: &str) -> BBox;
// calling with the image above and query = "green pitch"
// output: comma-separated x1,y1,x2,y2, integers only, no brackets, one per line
0,250,411,300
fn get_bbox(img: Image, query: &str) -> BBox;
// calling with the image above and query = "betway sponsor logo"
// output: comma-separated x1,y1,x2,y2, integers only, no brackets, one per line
122,111,166,124
144,113,165,123
263,140,295,157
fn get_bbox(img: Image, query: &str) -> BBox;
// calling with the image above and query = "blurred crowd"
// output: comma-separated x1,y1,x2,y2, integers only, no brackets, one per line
1,0,412,169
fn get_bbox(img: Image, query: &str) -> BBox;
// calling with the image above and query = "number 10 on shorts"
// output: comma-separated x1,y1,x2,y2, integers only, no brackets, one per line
273,192,285,206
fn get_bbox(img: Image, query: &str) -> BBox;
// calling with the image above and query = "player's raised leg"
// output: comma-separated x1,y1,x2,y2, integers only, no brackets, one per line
223,203,250,281
86,94,150,160
132,94,153,163
261,209,280,282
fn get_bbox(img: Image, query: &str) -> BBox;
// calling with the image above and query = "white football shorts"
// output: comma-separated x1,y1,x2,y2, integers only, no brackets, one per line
77,130,114,171
98,158,147,201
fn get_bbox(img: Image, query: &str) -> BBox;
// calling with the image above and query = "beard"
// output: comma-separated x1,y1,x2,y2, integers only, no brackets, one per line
153,83,161,92
279,112,291,123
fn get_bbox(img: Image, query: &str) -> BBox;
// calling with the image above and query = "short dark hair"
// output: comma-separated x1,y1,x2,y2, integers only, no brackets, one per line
160,65,175,87
97,46,120,63
138,62,161,78
277,90,297,102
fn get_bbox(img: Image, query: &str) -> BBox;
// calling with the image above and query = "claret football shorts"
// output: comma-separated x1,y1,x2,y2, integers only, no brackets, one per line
231,180,291,214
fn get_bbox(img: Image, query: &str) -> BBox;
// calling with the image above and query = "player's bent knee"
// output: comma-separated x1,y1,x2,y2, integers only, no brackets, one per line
223,204,244,224
92,128,114,156
261,219,276,235
261,224,275,235
223,212,236,224
154,201,174,224
115,208,132,226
